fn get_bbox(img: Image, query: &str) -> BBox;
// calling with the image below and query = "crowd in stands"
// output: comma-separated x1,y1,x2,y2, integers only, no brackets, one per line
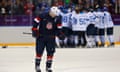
0,0,120,15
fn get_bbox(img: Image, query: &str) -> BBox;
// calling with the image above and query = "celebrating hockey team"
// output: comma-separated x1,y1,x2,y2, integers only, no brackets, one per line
54,5,114,48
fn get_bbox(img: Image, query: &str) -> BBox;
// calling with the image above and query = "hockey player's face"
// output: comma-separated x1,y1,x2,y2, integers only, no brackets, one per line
49,11,57,18
75,7,80,14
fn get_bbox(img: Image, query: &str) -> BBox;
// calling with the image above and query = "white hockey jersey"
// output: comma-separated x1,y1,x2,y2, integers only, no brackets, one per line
71,12,90,31
103,11,114,28
59,12,72,28
95,11,105,28
87,12,97,25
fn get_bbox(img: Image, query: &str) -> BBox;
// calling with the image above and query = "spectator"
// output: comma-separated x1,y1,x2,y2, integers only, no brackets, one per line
77,0,86,9
38,1,48,10
57,0,64,7
6,0,12,15
65,0,71,5
13,0,24,15
0,0,7,15
85,0,91,9
104,0,115,14
24,0,34,15
115,0,120,14
0,0,119,15
53,0,64,7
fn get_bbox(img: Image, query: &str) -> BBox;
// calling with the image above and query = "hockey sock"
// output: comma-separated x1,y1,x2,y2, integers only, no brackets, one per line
35,59,41,67
35,58,41,72
87,36,93,47
93,36,96,45
46,56,53,69
70,35,75,47
108,35,114,44
35,54,42,67
64,37,68,47
99,35,105,45
95,35,99,43
46,60,52,69
74,35,79,46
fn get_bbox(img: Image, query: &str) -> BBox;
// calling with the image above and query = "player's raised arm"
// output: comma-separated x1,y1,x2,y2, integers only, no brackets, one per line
32,16,41,38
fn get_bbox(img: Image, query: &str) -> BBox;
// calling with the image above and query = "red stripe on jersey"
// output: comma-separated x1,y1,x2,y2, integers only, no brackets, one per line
57,24,62,26
47,56,53,60
34,17,41,23
57,24,62,29
36,17,41,21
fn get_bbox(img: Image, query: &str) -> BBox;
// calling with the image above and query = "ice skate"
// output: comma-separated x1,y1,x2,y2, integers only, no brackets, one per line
35,66,41,72
99,43,105,48
107,43,114,48
46,68,52,72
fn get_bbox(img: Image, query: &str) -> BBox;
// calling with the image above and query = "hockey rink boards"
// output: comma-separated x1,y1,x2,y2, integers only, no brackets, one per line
0,46,120,72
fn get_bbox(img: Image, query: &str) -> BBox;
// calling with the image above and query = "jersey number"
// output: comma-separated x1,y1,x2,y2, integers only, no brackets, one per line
79,18,87,25
62,16,68,23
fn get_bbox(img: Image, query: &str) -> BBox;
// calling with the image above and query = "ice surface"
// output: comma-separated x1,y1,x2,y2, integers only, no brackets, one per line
0,46,120,72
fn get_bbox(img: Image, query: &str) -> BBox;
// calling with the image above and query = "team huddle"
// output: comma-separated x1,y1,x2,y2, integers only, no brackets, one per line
56,6,114,48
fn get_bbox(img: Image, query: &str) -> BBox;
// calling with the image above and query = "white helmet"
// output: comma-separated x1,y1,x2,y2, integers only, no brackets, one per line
50,6,60,16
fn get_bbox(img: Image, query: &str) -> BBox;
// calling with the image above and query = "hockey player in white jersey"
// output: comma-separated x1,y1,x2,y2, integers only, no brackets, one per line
71,7,89,47
103,7,114,47
86,8,98,48
95,8,105,47
59,7,72,47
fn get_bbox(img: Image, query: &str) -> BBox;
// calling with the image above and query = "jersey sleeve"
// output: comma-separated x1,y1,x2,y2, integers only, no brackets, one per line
33,13,47,28
33,17,41,28
108,13,114,26
55,16,64,35
31,14,43,37
56,16,62,29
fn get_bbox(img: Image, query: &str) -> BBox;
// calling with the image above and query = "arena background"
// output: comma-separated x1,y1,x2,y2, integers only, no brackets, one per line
0,15,120,46
0,0,120,46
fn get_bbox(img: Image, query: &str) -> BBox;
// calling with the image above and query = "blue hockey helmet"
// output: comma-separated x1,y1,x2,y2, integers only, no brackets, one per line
61,8,69,13
102,7,108,11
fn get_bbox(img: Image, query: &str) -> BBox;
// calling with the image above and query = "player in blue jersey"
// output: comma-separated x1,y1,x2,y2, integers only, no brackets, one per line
32,6,65,72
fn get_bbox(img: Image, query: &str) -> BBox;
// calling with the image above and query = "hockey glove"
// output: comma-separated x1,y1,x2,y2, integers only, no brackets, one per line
32,28,39,38
58,32,65,40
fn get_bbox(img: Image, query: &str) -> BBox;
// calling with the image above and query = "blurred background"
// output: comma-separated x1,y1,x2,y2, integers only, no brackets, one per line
0,0,120,16
0,0,120,47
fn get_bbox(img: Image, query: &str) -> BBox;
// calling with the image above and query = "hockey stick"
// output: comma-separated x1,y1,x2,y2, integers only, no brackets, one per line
23,32,32,35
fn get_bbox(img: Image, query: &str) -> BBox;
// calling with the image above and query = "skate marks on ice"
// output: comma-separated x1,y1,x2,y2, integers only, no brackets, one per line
54,48,120,72
0,47,35,72
0,47,120,72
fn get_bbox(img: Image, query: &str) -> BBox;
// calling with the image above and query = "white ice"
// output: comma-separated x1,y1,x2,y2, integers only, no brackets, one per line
0,46,120,72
